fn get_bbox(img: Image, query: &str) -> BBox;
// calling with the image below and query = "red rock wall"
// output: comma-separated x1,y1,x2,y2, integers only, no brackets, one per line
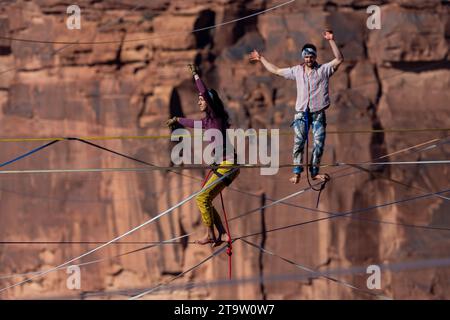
0,0,448,299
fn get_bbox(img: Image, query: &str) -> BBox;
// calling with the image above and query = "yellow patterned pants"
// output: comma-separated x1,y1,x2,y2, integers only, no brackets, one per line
195,161,240,227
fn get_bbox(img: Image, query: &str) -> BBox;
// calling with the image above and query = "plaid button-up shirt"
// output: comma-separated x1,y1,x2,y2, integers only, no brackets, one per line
280,62,335,113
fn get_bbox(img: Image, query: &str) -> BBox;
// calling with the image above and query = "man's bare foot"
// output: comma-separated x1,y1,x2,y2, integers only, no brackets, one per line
289,174,301,184
312,174,330,182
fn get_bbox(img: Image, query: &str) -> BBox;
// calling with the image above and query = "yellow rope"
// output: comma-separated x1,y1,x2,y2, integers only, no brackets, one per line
0,128,448,142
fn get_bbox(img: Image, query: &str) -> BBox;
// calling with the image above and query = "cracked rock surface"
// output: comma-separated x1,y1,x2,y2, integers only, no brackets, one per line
0,0,449,299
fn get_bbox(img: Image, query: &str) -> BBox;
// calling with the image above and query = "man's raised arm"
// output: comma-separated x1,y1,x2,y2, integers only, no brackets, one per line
323,30,344,70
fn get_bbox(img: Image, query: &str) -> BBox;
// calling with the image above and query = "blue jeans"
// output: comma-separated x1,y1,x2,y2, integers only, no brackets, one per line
291,110,327,177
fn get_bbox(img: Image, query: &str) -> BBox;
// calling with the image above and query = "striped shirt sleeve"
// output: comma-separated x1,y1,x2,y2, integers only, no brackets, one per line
322,62,335,78
279,67,296,80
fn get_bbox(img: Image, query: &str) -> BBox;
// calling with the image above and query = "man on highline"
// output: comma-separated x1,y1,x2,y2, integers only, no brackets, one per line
250,30,343,184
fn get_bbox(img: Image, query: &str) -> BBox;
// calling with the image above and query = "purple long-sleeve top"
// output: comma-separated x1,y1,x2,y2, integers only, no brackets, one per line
177,116,224,131
178,74,225,131
177,74,234,162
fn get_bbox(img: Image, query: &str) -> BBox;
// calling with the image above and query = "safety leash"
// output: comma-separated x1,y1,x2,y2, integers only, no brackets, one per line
219,191,233,280
201,170,213,188
303,111,330,208
314,173,330,208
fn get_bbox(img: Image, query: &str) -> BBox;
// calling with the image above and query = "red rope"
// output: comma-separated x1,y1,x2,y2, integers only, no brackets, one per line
201,169,233,279
201,170,213,188
219,191,233,280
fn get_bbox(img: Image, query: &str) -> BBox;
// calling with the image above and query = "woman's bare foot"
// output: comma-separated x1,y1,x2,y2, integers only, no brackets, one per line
212,239,224,247
196,226,217,245
195,237,215,245
289,174,301,184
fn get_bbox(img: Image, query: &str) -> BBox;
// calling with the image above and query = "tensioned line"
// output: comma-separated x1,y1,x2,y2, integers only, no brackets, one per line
0,0,296,45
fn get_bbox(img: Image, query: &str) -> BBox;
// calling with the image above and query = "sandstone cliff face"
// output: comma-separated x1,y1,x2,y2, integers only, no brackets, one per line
0,0,448,299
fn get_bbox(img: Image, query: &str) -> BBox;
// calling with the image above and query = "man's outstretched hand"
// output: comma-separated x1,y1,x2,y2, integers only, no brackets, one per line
323,30,334,41
249,49,261,63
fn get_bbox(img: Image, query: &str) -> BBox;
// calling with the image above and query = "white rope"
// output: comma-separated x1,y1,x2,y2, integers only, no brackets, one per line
1,138,446,294
127,188,449,299
240,239,392,300
0,169,237,294
76,256,450,299
0,0,296,45
129,245,228,300
0,234,193,281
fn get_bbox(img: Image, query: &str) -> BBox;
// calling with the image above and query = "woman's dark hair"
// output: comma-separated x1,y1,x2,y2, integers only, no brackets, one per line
206,88,230,130
302,43,317,52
